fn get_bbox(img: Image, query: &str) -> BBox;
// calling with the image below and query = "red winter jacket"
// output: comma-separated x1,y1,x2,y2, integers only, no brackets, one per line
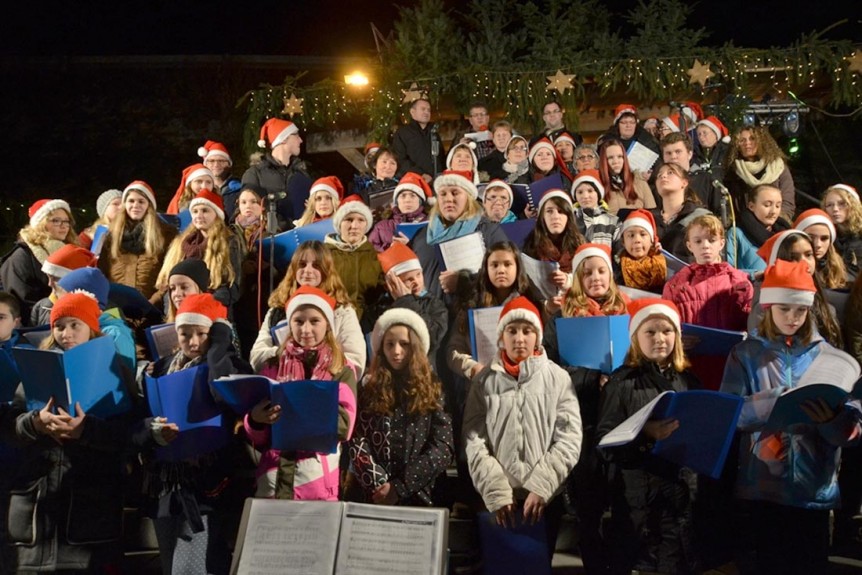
662,262,753,330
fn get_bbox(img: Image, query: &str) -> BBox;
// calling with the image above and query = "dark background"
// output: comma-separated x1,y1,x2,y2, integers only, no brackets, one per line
0,1,859,249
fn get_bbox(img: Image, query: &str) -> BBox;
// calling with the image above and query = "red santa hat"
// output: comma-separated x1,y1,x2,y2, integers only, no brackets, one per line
662,114,682,134
371,307,430,356
553,131,577,147
496,296,543,344
51,291,101,333
123,181,157,211
197,140,232,166
309,176,344,207
446,142,479,183
537,187,573,214
697,116,731,143
828,184,859,204
627,298,681,340
756,229,810,266
680,102,703,124
794,208,835,243
760,260,816,307
571,169,605,201
332,195,373,234
364,142,382,157
377,243,422,277
285,285,336,328
257,118,299,149
571,243,612,274
613,104,638,125
175,293,228,329
189,189,225,220
41,245,97,279
29,199,71,229
620,209,658,244
528,137,556,165
393,172,434,206
433,169,479,200
483,179,513,208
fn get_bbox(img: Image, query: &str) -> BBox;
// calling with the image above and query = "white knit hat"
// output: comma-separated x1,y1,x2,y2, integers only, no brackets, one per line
371,307,431,357
446,142,479,183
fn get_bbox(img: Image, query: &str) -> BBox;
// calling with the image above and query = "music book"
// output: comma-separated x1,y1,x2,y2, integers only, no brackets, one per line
438,232,486,273
626,140,660,173
682,324,747,357
270,319,290,347
395,221,428,242
230,499,448,575
476,512,551,575
259,218,335,268
89,224,109,259
108,282,162,320
619,285,660,300
518,253,560,300
145,323,179,362
468,306,504,367
145,365,229,461
500,218,536,248
598,389,744,479
17,325,50,347
0,349,21,403
12,336,131,418
464,130,492,143
177,209,192,233
212,375,340,453
555,315,631,374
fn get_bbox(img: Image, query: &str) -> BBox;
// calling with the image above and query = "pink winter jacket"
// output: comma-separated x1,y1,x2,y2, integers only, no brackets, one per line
662,262,753,330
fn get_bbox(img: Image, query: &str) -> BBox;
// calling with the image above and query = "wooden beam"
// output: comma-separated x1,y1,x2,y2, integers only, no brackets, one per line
339,148,367,172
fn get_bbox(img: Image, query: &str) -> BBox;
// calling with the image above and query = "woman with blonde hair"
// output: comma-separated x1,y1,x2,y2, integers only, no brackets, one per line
166,163,215,215
79,189,123,250
725,126,795,221
0,198,78,324
794,208,850,289
822,184,862,276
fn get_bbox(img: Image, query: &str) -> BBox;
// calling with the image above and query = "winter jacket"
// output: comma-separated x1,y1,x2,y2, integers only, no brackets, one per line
724,225,766,278
391,120,445,178
463,350,582,512
835,228,862,277
0,241,52,326
251,305,366,379
691,140,729,184
324,237,385,325
662,262,753,330
244,364,357,500
410,216,508,299
576,206,619,247
241,154,312,226
218,176,245,222
478,149,507,181
720,333,862,509
650,202,712,263
368,206,428,252
98,221,178,301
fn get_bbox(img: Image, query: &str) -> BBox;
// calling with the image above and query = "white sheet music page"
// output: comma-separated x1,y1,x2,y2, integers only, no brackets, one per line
439,232,485,273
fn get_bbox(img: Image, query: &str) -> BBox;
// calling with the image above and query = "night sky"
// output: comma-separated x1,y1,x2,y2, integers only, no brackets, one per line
1,0,858,57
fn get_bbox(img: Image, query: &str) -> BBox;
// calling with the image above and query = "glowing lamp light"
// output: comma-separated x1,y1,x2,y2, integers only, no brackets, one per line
344,72,369,87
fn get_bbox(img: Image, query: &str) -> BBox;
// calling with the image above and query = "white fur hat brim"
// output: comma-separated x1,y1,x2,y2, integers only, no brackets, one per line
189,197,225,220
572,246,612,273
538,190,572,213
433,173,478,200
795,214,835,242
760,287,815,307
571,175,605,200
333,201,373,234
30,199,71,228
620,216,655,243
310,184,341,206
272,123,299,148
371,307,430,356
285,293,335,328
629,303,680,339
496,307,543,344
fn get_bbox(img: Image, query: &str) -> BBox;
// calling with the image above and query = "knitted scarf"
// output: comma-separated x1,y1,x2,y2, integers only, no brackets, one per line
277,339,334,382
181,229,208,260
27,238,66,264
620,252,667,291
425,214,481,246
166,350,205,375
120,221,147,255
732,158,785,188
736,207,790,248
503,159,529,183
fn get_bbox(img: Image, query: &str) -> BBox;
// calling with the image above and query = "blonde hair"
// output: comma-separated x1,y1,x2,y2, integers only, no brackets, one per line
176,185,196,215
625,317,689,372
268,241,352,309
20,209,78,247
758,305,814,345
283,307,346,377
108,204,168,259
157,218,237,291
562,258,627,317
823,187,862,236
427,197,483,223
40,329,103,350
295,190,333,228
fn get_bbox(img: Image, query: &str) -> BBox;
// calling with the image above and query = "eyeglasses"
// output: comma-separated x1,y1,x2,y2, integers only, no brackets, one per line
48,218,71,227
509,145,528,152
576,155,596,161
484,195,509,204
469,112,488,118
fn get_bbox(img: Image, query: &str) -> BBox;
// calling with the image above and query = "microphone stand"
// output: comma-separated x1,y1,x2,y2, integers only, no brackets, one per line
430,123,440,178
266,195,280,295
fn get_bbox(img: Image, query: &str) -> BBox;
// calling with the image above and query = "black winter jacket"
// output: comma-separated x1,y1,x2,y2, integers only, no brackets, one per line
241,155,312,226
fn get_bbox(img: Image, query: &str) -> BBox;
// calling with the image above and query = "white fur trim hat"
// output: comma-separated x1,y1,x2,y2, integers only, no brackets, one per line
123,180,157,210
756,229,809,266
393,172,434,206
309,176,344,206
29,199,71,228
620,209,657,243
760,260,816,307
613,104,638,125
537,188,572,214
571,169,605,200
497,296,543,344
828,184,859,204
697,116,731,144
371,307,431,356
332,195,373,234
627,298,681,339
528,137,556,165
41,245,97,279
197,140,232,166
571,243,612,274
189,189,226,220
433,170,478,200
377,242,422,277
794,208,835,243
446,142,479,183
257,118,299,149
484,179,513,208
285,285,336,328
175,293,228,329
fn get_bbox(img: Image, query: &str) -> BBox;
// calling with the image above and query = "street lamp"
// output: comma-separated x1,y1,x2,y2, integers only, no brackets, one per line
344,71,369,87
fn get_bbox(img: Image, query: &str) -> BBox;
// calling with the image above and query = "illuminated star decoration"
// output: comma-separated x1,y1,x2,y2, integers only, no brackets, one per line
281,93,304,118
687,59,715,87
848,51,862,74
546,69,576,94
401,82,425,104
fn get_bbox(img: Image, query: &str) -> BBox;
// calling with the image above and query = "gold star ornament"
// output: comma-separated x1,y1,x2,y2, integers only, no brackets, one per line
281,93,304,118
687,59,715,87
401,82,425,104
848,51,862,74
546,69,576,94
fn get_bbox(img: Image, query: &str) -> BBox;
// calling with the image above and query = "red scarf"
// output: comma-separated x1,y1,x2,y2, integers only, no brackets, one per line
501,350,541,379
277,339,334,381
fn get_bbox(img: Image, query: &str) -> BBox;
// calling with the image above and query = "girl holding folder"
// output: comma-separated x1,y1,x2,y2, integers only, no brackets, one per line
720,260,862,574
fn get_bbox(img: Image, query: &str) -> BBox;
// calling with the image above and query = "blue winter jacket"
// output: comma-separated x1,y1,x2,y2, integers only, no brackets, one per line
720,332,861,509
724,225,766,279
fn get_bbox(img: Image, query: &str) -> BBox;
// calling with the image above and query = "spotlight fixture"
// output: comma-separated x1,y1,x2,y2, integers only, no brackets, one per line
782,109,801,137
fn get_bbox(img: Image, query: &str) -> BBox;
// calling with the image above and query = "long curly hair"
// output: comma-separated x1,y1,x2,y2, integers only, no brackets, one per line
726,126,787,166
562,258,628,317
268,240,352,309
108,201,169,259
598,138,637,203
522,196,584,260
157,218,236,291
823,187,862,236
361,325,442,416
20,208,78,247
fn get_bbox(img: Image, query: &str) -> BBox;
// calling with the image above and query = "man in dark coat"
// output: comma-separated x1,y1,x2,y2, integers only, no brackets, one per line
392,98,445,183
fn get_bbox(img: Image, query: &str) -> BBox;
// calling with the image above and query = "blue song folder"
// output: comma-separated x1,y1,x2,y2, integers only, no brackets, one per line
0,349,21,403
476,511,551,575
555,315,631,374
259,218,335,268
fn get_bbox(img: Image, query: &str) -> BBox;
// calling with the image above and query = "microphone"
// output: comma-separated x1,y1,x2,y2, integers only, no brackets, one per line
713,180,730,196
430,123,440,161
266,191,287,202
